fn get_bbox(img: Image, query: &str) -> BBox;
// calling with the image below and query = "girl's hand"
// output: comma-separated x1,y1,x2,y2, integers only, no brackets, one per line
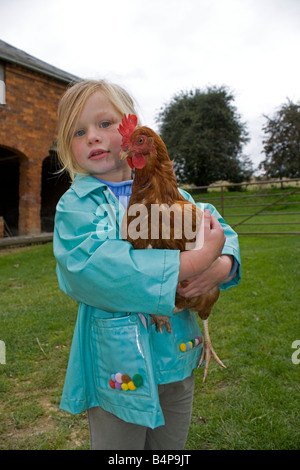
177,255,233,297
201,209,225,259
178,209,226,282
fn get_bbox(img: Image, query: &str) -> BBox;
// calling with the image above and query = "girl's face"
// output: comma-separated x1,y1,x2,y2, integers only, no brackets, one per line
71,91,132,182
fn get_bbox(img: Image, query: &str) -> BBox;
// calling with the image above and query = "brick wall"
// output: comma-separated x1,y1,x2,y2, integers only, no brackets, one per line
0,62,71,235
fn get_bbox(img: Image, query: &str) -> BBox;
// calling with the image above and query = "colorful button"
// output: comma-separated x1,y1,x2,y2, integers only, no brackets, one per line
132,374,143,388
109,372,143,392
109,379,115,389
122,374,131,383
180,335,203,353
115,372,123,383
128,381,136,391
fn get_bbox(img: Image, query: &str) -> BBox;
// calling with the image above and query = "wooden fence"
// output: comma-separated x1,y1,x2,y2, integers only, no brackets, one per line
189,178,300,235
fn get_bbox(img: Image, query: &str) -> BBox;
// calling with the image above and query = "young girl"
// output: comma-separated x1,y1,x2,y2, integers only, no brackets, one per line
53,79,241,450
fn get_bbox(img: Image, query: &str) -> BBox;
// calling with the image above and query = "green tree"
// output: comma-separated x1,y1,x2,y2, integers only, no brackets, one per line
156,86,251,186
260,99,300,179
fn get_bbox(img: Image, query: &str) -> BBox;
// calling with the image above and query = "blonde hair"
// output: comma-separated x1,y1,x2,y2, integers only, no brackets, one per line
57,79,140,180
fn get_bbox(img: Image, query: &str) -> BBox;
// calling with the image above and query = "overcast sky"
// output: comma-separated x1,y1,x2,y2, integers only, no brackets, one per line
1,0,300,169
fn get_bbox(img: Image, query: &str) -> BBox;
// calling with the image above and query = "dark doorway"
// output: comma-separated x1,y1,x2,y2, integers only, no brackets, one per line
0,147,20,236
41,151,71,232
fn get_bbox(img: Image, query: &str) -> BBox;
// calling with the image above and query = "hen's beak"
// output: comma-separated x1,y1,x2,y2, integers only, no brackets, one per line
120,149,129,160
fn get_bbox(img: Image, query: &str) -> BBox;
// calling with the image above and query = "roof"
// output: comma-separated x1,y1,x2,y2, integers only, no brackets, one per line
0,39,81,84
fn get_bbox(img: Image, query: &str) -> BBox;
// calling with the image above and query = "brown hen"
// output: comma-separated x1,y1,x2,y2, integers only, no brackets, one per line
118,114,226,382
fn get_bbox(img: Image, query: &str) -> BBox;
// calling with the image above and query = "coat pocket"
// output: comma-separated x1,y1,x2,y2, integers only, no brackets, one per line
91,313,152,397
172,309,203,356
151,309,203,382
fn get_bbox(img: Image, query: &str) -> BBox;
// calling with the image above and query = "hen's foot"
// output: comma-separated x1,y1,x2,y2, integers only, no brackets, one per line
150,314,172,333
198,319,226,382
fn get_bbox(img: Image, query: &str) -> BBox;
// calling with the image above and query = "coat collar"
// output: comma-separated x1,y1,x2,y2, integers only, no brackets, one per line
71,174,107,198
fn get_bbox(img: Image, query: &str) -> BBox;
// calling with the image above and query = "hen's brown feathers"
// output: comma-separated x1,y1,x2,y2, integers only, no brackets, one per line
120,123,220,321
119,118,226,381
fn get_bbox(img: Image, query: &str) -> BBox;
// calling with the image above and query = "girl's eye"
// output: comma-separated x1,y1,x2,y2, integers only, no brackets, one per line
74,129,85,137
100,121,111,129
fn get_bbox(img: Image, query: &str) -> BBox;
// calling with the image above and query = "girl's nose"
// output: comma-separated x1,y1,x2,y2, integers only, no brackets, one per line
87,127,102,143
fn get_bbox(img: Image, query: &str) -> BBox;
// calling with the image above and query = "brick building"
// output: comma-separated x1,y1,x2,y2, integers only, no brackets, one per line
0,40,80,237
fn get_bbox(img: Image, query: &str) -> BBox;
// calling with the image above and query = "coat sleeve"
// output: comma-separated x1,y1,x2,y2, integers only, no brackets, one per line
53,190,180,316
179,189,241,290
203,202,241,290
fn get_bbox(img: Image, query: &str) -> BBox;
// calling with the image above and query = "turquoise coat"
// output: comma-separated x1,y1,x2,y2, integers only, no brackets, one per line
53,174,241,429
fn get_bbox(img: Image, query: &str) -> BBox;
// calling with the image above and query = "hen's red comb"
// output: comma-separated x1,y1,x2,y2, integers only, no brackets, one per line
118,114,138,147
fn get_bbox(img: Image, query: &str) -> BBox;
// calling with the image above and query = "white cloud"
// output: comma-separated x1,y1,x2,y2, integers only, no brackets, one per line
1,0,300,168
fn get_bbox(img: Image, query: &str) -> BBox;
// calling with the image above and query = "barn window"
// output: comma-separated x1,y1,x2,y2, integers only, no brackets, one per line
0,63,6,105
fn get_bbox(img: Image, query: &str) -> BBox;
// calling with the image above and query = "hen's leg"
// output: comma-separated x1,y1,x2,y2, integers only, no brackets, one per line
198,318,226,382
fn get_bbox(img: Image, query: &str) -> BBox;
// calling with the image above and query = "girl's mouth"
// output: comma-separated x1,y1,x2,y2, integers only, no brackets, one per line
89,149,109,160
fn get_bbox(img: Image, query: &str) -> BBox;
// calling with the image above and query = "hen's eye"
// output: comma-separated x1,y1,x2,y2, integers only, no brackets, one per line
137,137,144,145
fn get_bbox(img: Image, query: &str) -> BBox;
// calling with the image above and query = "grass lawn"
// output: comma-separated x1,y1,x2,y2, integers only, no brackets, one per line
188,235,300,450
0,234,299,450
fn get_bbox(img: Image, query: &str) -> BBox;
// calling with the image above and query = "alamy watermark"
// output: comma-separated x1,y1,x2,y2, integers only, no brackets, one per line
291,340,300,365
95,199,204,250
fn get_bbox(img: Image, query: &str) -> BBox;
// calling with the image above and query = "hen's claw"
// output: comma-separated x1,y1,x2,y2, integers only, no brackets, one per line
150,314,172,333
198,319,226,382
198,339,226,383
